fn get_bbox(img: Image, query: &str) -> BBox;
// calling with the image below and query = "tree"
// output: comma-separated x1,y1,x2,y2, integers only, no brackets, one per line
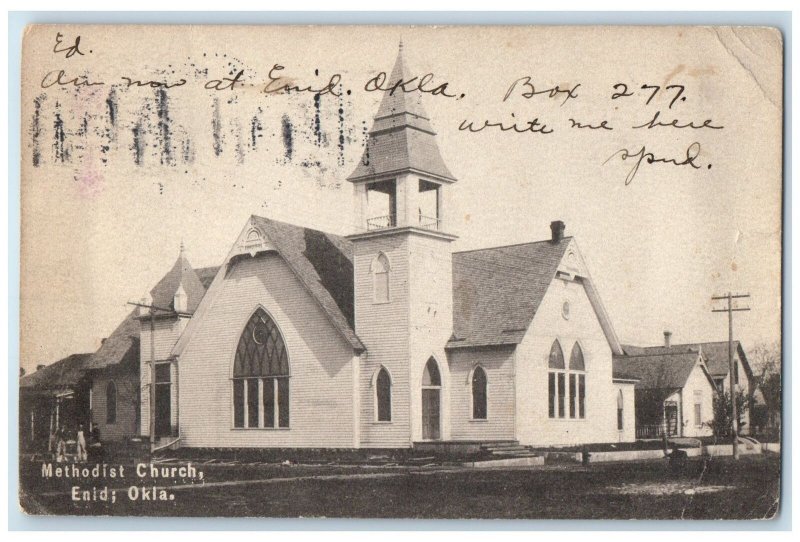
710,389,749,438
748,341,781,435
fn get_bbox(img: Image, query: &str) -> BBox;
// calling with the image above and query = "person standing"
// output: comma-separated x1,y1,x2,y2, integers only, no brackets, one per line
76,423,87,462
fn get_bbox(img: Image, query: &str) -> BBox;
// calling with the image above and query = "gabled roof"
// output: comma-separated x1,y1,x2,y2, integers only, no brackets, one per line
248,216,363,351
149,247,207,312
85,310,140,371
622,341,753,381
20,353,93,391
195,266,220,290
612,351,713,390
681,341,752,380
348,45,456,183
175,216,365,355
447,238,572,348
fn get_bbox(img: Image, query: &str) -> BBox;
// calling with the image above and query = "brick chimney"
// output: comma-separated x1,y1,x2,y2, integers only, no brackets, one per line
550,220,565,243
664,330,672,348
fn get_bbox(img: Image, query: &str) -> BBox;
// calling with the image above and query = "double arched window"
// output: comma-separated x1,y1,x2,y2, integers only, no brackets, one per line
471,366,488,420
371,253,390,303
232,308,290,428
375,367,392,422
548,340,586,419
106,381,117,424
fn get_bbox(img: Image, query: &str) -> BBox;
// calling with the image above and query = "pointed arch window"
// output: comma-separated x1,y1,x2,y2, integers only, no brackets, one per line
232,308,290,429
371,253,390,303
106,381,117,424
375,367,392,422
617,389,624,430
548,341,566,418
548,340,565,369
422,358,441,387
569,343,586,419
471,366,488,420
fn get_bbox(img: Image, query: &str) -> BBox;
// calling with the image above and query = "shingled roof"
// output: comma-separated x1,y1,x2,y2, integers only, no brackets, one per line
249,216,363,351
622,341,752,380
348,45,456,183
85,310,140,371
20,353,93,392
149,246,207,312
612,351,710,390
195,266,219,290
447,238,572,348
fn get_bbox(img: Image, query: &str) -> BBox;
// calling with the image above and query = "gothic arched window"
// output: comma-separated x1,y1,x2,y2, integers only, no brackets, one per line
548,340,565,419
472,366,488,420
548,340,565,369
371,253,391,303
422,357,441,387
569,343,586,419
375,367,392,422
232,308,290,429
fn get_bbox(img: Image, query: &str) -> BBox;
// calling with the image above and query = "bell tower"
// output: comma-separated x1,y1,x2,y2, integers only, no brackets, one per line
348,44,457,445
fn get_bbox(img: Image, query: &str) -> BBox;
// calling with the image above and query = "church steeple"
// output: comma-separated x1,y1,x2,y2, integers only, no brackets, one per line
348,43,457,237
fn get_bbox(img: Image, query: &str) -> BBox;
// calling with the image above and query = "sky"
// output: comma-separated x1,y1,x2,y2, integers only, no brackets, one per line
19,25,783,373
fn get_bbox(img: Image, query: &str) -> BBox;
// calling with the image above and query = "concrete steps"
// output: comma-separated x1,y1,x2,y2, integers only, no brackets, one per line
480,441,540,459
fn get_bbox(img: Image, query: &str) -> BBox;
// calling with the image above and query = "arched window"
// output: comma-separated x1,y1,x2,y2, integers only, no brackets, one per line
422,358,442,440
472,366,488,420
232,308,290,429
569,343,585,371
375,367,392,422
569,343,586,419
422,357,441,387
617,389,624,430
548,340,565,419
548,340,565,369
371,253,390,303
106,381,117,424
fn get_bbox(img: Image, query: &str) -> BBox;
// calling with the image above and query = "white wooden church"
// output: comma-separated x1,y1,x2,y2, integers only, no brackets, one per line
134,48,637,450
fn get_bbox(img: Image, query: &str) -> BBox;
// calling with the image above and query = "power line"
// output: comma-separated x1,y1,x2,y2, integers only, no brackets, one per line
711,292,751,460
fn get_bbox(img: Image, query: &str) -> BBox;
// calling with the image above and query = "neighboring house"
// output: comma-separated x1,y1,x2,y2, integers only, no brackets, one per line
85,311,141,443
19,253,218,449
134,46,633,450
613,346,717,439
623,334,755,434
19,353,93,453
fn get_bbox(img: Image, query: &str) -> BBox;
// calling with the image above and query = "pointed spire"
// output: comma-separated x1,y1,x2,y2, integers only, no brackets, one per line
373,42,432,131
179,239,186,257
347,43,456,183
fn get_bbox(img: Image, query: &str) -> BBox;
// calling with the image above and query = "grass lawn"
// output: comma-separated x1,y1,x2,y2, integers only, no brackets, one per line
20,454,780,519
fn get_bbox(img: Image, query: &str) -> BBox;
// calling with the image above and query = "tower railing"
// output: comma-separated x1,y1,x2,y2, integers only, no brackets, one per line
366,214,396,230
418,215,441,231
365,214,442,231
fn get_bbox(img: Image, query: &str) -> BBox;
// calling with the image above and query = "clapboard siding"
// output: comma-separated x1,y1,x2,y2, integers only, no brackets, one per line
354,235,412,447
448,347,516,441
613,383,636,443
515,276,618,446
139,318,182,436
679,363,715,438
406,233,455,441
91,374,139,442
178,253,356,448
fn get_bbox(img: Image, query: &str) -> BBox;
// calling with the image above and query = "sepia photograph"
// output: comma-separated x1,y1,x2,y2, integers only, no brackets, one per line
15,21,784,521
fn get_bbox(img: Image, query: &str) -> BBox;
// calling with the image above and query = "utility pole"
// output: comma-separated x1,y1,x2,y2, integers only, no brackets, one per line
711,292,750,460
128,301,192,454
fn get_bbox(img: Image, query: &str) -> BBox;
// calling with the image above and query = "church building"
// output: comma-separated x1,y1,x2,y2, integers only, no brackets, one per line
138,48,634,450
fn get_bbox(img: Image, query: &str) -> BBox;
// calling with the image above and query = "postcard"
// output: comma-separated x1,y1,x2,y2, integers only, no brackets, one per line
18,24,783,519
